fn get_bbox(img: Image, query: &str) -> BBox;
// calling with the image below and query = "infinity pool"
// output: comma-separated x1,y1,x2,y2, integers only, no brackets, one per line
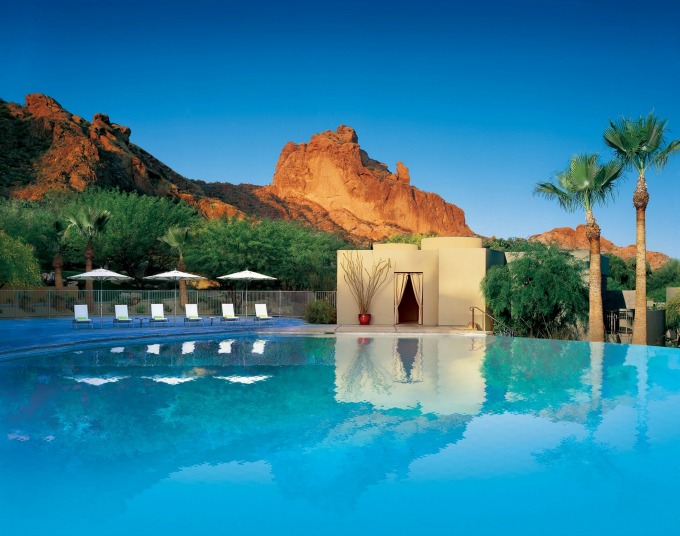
1,334,679,535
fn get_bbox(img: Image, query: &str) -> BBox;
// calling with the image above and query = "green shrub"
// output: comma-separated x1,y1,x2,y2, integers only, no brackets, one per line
481,245,588,340
666,294,680,331
305,300,336,324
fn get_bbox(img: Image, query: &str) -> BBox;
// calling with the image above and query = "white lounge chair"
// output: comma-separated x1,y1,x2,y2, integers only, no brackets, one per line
252,339,267,354
72,304,93,329
184,304,205,325
254,303,273,321
220,303,239,322
218,339,235,354
149,304,169,326
113,304,134,328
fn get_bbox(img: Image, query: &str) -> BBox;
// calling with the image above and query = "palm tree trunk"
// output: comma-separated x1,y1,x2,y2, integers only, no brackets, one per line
52,251,64,289
632,175,649,345
585,215,604,342
85,240,94,309
178,257,188,307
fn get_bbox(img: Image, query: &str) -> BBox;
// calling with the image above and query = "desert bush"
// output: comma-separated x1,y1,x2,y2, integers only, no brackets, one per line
666,294,680,331
481,245,588,340
305,300,336,324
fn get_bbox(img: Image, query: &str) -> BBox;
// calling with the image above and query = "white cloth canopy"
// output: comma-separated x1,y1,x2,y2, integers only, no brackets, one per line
145,269,206,325
217,270,276,317
69,268,132,326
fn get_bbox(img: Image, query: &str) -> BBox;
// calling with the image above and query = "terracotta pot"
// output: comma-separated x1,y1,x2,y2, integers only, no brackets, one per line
358,313,372,325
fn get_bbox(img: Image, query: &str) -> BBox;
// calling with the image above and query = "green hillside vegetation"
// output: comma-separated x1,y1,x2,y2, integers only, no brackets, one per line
0,100,50,195
0,188,348,290
0,231,41,288
481,243,589,340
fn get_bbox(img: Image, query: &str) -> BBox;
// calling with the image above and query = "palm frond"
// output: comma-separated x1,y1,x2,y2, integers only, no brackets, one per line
654,138,680,169
159,226,191,252
533,181,579,212
604,112,679,175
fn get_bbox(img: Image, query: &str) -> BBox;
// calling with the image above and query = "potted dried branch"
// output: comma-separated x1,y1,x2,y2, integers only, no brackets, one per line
341,251,392,325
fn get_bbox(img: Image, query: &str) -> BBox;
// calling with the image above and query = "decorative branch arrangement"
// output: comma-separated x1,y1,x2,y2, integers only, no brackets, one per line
341,251,392,314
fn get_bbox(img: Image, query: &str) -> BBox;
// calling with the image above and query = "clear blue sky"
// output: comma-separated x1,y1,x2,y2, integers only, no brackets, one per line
4,0,680,257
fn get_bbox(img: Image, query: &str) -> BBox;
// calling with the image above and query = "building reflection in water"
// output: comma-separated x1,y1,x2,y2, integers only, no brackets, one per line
335,335,487,416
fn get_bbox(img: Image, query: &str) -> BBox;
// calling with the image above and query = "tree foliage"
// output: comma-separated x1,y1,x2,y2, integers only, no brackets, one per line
185,218,348,290
58,189,200,281
481,245,588,339
648,259,680,302
0,198,63,268
483,237,546,252
606,254,635,291
384,232,437,247
666,293,680,331
0,231,41,288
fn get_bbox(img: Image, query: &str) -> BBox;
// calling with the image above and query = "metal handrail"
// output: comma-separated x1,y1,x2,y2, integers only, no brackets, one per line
469,306,515,336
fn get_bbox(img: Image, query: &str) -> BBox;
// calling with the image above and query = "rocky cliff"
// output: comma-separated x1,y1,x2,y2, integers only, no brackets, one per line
1,95,473,242
530,225,670,269
0,94,672,264
2,94,243,218
259,126,473,240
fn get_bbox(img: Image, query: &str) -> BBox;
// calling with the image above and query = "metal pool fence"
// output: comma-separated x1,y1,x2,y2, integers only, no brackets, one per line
0,289,337,319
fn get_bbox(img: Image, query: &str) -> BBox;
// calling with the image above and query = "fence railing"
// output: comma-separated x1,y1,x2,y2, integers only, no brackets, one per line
0,289,337,320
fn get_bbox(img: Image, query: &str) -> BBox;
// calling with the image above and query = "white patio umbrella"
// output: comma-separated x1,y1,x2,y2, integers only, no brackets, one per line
69,268,133,327
145,269,206,325
217,269,276,317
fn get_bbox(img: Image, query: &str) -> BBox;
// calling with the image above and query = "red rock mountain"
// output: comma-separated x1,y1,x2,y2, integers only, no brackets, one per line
2,94,472,242
0,94,671,264
530,225,670,270
260,126,473,239
3,94,243,219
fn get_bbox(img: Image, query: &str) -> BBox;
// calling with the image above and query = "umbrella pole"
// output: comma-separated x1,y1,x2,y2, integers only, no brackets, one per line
100,280,103,328
174,280,177,326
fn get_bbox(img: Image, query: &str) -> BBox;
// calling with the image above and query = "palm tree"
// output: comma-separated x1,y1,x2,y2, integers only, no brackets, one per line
64,207,111,295
604,113,680,344
534,154,623,342
159,226,191,306
51,220,66,289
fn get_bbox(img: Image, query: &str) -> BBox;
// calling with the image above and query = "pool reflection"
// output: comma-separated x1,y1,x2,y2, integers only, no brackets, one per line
0,335,679,534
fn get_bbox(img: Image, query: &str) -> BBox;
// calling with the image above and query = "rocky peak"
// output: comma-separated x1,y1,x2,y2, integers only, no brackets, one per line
23,93,71,121
265,125,473,240
90,113,131,145
395,161,410,184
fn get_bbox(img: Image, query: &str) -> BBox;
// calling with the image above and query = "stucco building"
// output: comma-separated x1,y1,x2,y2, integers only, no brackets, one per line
336,237,505,327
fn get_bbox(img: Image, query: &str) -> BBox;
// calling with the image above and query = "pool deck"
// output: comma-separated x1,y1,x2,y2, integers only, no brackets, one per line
0,317,480,359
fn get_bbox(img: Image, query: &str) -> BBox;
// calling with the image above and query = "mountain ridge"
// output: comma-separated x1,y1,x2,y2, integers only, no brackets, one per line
0,93,670,266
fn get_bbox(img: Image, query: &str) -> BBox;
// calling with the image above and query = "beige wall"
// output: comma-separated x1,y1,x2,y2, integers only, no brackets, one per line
438,248,503,326
337,239,504,326
422,236,483,250
337,248,439,325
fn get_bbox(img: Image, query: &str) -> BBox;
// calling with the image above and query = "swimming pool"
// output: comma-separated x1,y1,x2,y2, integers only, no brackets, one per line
1,334,679,535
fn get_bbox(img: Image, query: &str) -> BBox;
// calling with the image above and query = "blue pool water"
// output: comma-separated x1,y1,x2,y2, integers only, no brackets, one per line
1,334,679,535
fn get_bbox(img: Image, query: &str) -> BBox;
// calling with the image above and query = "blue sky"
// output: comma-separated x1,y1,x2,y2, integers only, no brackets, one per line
4,0,680,258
